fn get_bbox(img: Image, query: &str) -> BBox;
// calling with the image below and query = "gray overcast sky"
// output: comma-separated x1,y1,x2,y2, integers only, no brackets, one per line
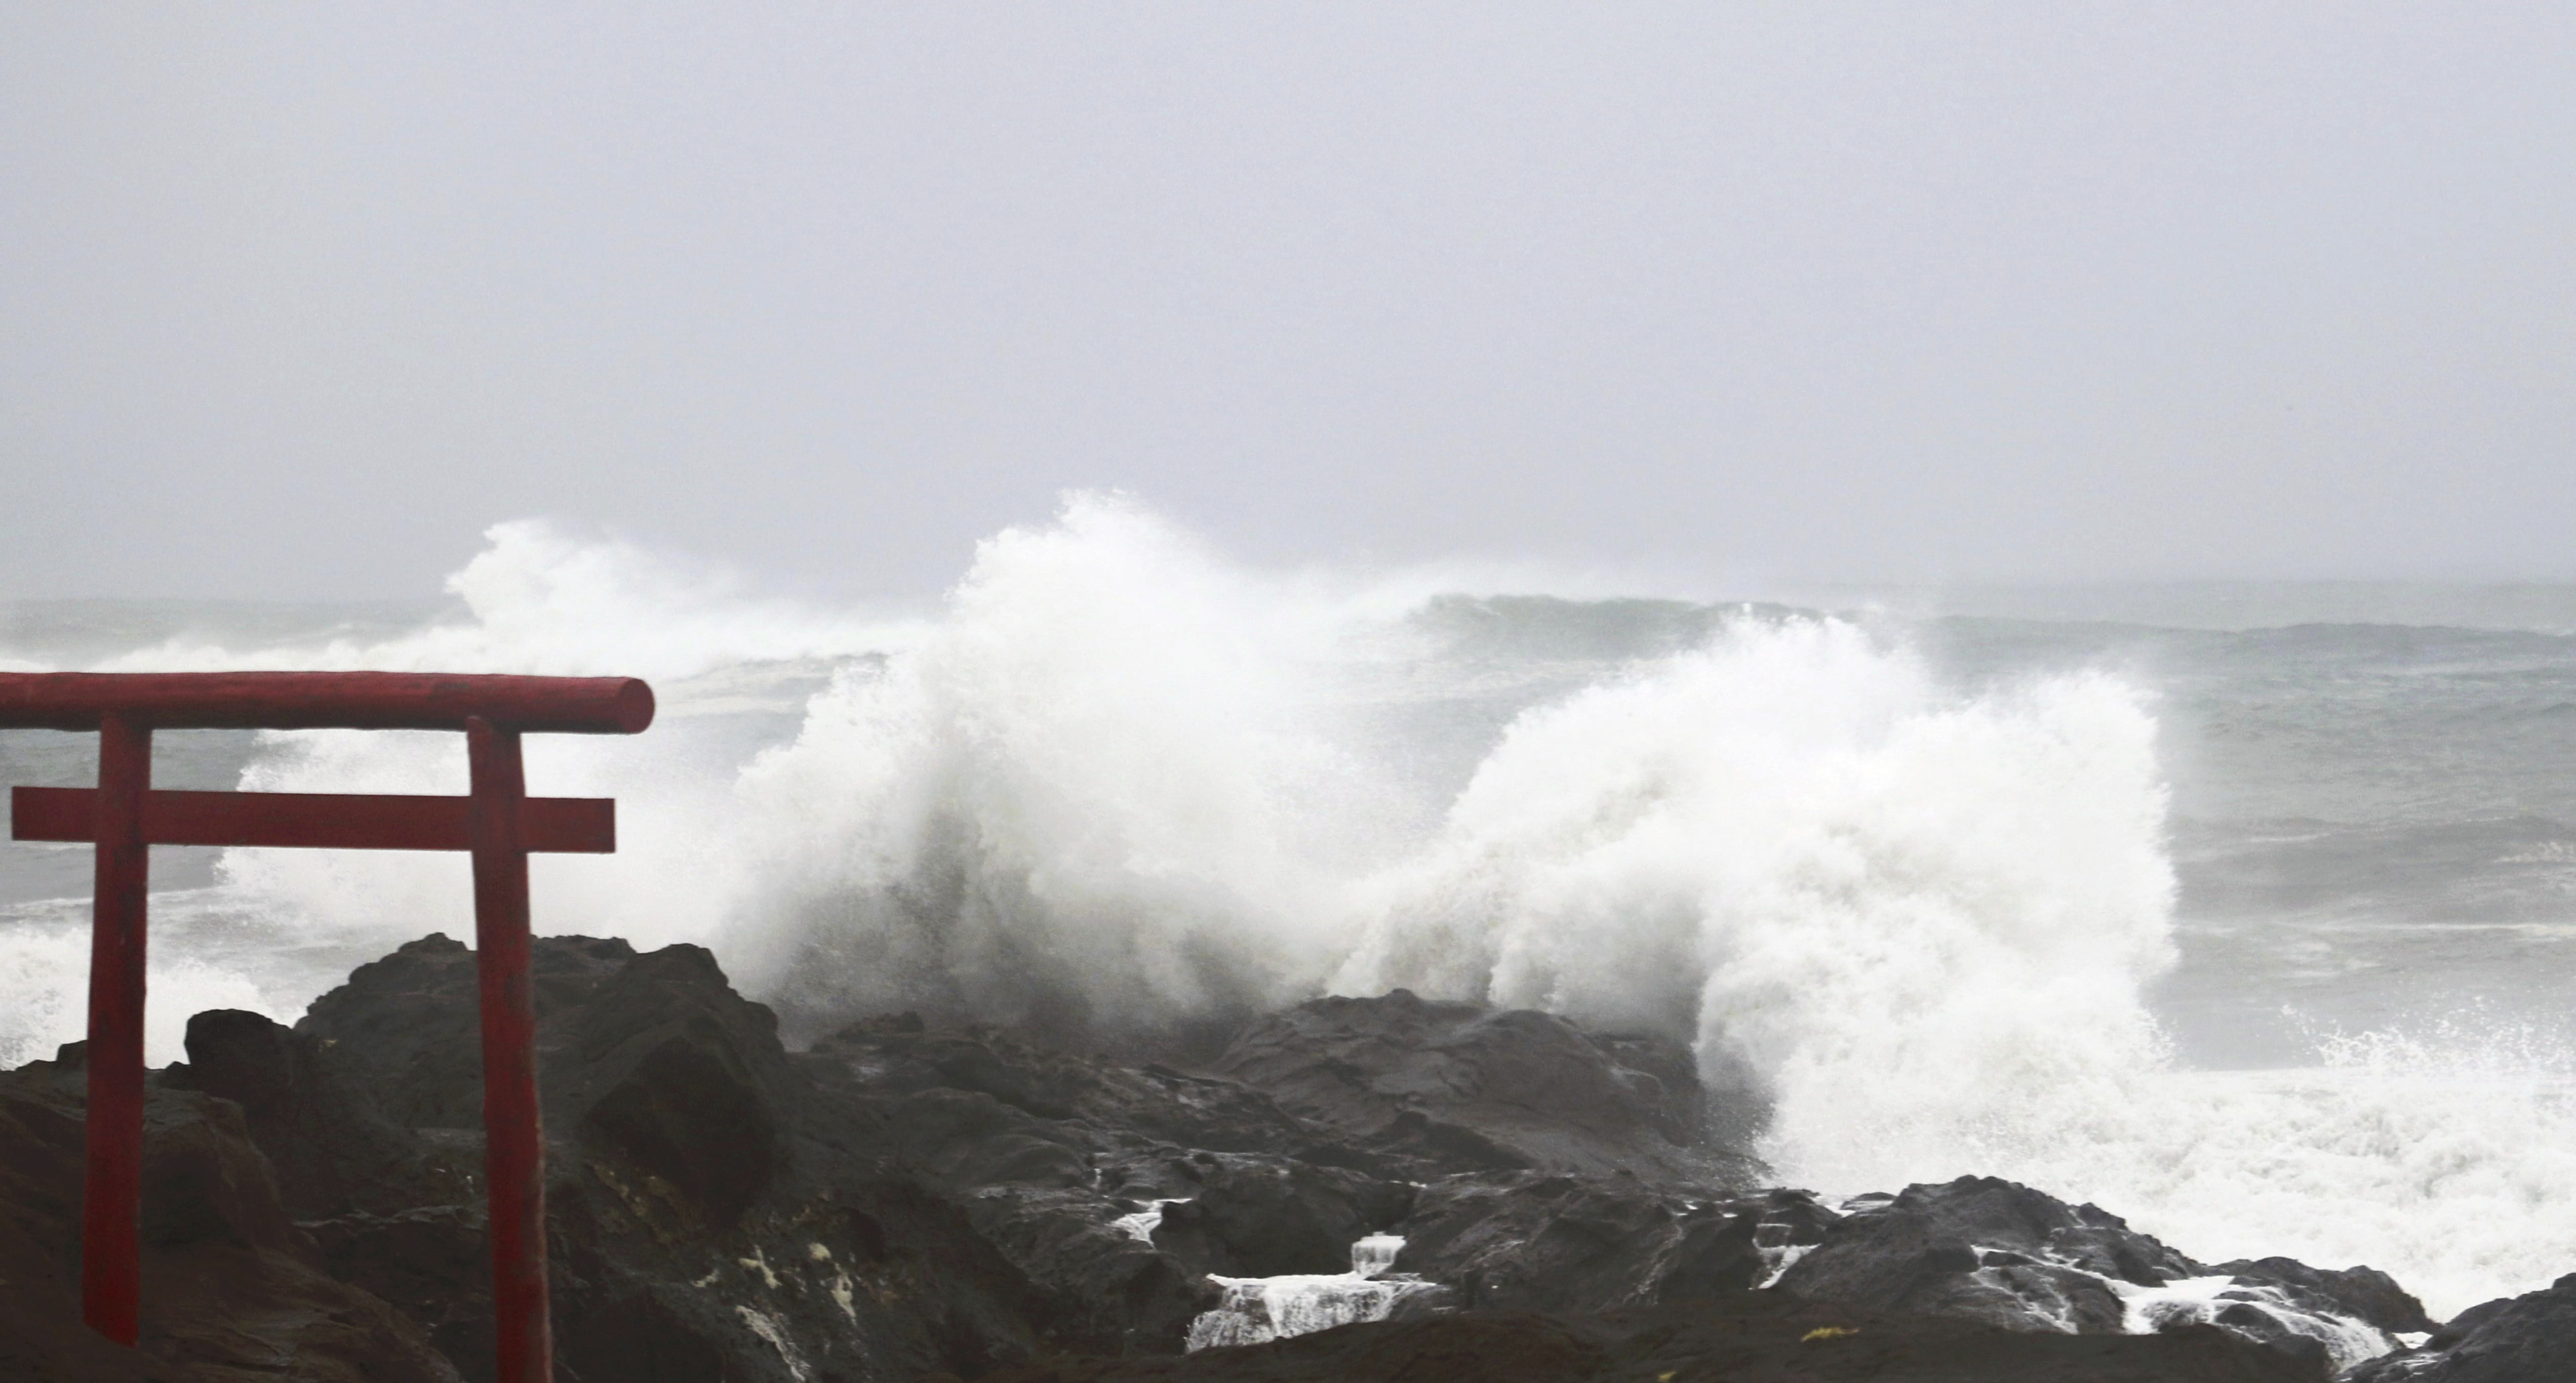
4,4,2572,600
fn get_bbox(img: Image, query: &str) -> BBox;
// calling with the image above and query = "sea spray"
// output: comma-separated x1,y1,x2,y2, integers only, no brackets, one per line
706,495,1379,1035
0,898,278,1067
1333,618,2177,1099
1936,1022,2576,1319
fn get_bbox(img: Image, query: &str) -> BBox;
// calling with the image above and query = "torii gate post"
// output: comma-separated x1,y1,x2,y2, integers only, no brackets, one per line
0,672,654,1383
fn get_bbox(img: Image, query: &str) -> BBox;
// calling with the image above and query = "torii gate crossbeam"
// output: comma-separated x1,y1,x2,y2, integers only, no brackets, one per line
0,672,654,1383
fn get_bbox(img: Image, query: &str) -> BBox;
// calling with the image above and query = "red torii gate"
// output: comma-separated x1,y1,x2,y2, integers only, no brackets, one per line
0,671,655,1383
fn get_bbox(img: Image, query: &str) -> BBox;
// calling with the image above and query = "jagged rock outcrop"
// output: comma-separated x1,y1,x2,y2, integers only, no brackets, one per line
1774,1176,2187,1334
970,1295,2334,1382
2214,1257,2438,1344
1771,1176,2425,1374
0,1078,186,1383
294,932,644,1131
0,933,2504,1383
1385,1172,1771,1313
2345,1273,2576,1381
801,1012,1405,1351
163,1007,468,1219
292,934,1055,1383
0,1048,462,1382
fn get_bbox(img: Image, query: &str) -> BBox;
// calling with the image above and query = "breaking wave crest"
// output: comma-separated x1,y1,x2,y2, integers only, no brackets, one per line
709,497,1380,1034
1334,619,2178,1153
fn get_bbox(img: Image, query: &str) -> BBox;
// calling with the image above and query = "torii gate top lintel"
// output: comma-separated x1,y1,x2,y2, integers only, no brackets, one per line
0,670,653,1383
0,670,654,734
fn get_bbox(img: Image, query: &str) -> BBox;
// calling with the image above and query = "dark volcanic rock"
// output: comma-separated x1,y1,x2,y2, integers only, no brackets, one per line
2210,1256,2435,1337
1209,990,1755,1183
1149,1161,1410,1280
1771,1176,2419,1372
980,1311,1608,1383
2345,1273,2576,1382
801,1012,1416,1351
295,935,1061,1382
973,1296,2333,1382
1775,1176,2189,1334
295,931,640,1130
0,1050,462,1382
3,933,2450,1383
305,1206,493,1377
550,942,798,1226
163,1008,467,1219
0,1073,187,1383
810,1014,1342,1164
1389,1172,1772,1313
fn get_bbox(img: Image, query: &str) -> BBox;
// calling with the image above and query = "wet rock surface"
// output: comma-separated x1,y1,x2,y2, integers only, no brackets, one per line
0,1047,461,1382
1386,1172,1769,1314
1768,1176,2430,1374
1775,1175,2193,1331
297,934,1055,1383
163,1006,469,1220
969,1297,2334,1382
0,931,2556,1382
2345,1272,2576,1382
1206,989,1750,1183
0,1070,187,1383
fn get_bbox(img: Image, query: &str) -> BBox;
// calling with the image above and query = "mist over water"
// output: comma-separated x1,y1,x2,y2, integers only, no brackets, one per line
5,495,2575,1318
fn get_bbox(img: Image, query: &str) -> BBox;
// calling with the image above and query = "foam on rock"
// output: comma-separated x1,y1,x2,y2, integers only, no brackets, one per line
1185,1234,1442,1351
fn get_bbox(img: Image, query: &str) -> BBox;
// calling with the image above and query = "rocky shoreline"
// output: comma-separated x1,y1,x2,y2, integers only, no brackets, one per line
1,934,2565,1381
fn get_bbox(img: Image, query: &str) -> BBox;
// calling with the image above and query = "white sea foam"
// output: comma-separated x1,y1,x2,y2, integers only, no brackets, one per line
4,496,2574,1321
0,903,285,1069
1112,1199,1188,1244
700,495,1389,1029
2111,1274,2390,1371
1349,1233,1406,1278
1935,1034,2576,1320
1333,617,2178,1127
1185,1233,1430,1350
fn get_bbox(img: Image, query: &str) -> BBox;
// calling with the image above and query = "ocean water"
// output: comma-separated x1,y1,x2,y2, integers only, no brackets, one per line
4,497,2574,1320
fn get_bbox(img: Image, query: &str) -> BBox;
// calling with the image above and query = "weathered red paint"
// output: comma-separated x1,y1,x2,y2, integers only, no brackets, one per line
468,717,553,1383
80,714,150,1346
0,671,652,735
3,672,652,1383
14,786,616,853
